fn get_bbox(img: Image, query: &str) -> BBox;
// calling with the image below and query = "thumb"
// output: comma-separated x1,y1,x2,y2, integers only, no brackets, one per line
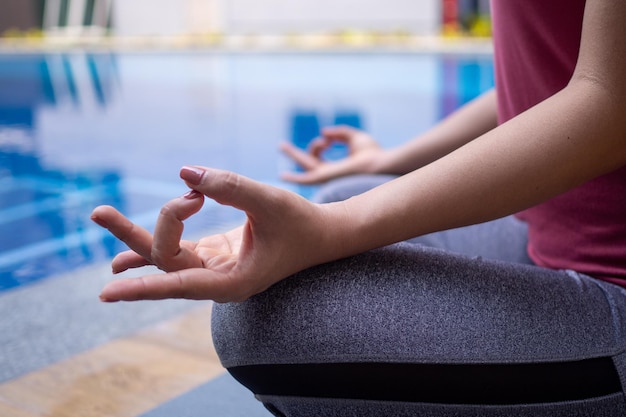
280,170,326,185
179,166,282,215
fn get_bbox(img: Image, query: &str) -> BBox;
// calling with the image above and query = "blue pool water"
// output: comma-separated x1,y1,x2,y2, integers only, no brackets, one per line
0,50,494,291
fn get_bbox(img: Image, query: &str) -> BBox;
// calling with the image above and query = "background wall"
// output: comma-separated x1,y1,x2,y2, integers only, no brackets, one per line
3,0,486,39
112,0,441,37
221,0,440,35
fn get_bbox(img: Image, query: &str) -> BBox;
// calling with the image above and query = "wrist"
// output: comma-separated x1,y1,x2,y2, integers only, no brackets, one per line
351,147,390,175
370,148,407,175
314,199,373,262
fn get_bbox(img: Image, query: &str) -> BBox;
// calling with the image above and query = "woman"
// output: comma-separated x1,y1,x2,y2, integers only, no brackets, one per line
91,0,626,414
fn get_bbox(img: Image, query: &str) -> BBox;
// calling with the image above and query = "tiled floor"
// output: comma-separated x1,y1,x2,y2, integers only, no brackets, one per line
0,303,225,417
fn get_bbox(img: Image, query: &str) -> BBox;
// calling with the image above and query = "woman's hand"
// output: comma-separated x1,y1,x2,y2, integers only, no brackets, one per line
91,166,340,303
280,125,385,184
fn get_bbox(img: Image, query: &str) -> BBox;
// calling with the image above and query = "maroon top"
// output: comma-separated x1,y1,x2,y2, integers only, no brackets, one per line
492,0,626,285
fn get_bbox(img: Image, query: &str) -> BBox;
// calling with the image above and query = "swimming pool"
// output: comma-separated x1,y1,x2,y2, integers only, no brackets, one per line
0,50,494,291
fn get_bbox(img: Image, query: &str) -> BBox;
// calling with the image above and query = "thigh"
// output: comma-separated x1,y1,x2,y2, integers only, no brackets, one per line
410,215,532,264
311,174,398,203
212,243,626,416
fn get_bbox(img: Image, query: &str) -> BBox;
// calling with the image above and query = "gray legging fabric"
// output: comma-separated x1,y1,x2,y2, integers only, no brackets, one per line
211,175,626,416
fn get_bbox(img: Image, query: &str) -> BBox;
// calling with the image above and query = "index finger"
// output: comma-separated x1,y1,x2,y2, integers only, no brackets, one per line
91,205,154,261
279,141,321,170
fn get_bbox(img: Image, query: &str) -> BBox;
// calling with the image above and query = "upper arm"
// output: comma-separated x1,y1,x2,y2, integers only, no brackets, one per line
573,0,626,103
566,0,626,174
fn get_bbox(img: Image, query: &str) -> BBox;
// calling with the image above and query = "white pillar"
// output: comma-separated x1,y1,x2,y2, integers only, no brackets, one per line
67,0,87,28
43,0,62,29
92,0,112,28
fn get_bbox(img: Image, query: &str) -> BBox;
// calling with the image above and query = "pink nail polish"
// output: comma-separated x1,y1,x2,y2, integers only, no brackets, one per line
180,166,205,185
183,190,203,199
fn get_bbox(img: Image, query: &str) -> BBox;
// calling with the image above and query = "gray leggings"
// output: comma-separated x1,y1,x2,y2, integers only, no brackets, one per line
212,175,626,416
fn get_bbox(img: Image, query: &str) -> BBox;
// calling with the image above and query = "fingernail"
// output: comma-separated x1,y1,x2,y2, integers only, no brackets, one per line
183,189,203,199
91,216,108,228
180,166,205,185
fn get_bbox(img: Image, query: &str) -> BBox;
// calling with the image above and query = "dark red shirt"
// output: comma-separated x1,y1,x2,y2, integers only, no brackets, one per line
492,0,626,285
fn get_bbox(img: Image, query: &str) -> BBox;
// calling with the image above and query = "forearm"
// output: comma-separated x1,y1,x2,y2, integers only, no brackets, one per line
324,78,626,259
374,89,498,175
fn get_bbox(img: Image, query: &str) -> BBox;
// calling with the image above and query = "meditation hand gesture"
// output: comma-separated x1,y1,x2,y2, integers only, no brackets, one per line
280,125,384,184
91,166,340,303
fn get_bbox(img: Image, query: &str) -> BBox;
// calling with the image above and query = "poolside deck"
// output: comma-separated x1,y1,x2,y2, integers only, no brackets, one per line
0,33,493,55
0,303,223,417
0,248,249,417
